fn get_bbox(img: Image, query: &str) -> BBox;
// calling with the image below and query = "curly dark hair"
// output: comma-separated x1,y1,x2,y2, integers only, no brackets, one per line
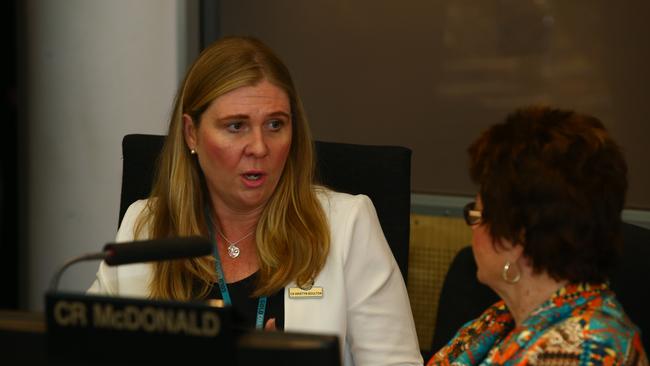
468,106,628,283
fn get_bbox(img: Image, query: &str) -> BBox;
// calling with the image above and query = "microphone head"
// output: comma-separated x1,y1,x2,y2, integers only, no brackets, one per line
103,236,212,266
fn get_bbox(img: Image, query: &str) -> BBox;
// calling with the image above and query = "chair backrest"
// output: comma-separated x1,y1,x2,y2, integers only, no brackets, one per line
429,246,497,354
429,222,650,355
609,222,650,351
119,134,412,282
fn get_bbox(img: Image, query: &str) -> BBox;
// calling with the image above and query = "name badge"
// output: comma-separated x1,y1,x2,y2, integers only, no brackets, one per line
288,286,323,299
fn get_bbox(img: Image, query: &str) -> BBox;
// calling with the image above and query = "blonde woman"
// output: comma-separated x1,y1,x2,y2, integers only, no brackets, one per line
88,36,422,366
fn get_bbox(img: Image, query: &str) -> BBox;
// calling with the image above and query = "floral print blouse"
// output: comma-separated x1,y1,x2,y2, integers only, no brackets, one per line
428,283,648,366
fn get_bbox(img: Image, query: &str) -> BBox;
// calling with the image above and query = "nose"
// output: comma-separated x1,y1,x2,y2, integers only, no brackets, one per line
244,128,269,157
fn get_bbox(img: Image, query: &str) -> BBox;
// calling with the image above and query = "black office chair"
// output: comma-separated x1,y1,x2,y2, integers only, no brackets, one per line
119,134,412,282
609,222,650,351
429,246,496,355
429,222,650,355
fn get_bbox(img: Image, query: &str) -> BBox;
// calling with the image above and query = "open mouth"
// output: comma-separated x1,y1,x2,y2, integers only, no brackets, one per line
244,173,263,180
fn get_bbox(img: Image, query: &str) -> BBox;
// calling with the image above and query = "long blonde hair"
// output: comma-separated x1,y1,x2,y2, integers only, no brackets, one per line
134,36,330,300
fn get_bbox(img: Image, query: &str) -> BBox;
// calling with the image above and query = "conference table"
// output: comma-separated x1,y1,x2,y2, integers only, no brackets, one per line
0,309,49,364
0,305,342,365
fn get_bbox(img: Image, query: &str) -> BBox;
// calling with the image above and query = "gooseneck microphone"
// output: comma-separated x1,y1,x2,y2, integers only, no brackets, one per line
49,236,212,292
102,236,212,265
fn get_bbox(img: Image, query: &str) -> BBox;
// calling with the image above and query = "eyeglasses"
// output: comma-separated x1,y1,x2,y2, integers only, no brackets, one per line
463,201,482,226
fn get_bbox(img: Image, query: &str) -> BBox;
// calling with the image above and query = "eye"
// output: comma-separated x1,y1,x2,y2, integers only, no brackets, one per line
226,121,246,132
267,119,285,131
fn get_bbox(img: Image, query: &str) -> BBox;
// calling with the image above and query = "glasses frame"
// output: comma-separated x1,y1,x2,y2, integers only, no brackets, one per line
463,201,482,226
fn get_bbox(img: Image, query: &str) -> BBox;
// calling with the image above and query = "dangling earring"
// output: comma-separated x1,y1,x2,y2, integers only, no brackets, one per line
190,149,196,155
502,261,521,284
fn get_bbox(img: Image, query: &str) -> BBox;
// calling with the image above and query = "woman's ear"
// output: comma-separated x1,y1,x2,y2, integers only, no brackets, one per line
494,232,525,259
511,242,525,261
183,114,197,151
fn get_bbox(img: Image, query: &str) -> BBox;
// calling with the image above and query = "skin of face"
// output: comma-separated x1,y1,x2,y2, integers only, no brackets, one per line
470,196,517,291
183,79,293,215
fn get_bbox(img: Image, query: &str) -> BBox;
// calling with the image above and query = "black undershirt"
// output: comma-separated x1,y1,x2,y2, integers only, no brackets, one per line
206,272,285,330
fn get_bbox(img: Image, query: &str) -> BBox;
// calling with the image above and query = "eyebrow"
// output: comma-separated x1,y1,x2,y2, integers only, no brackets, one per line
218,111,291,121
267,111,291,120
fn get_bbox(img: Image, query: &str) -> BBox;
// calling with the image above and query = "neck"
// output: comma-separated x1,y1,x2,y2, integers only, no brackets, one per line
207,201,261,282
497,267,567,326
209,202,263,239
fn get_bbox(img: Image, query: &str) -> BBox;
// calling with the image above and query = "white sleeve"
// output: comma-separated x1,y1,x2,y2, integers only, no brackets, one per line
343,195,423,366
86,200,148,295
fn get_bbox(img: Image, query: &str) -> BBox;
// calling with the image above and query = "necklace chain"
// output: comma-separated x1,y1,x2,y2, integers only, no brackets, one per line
217,229,254,246
217,229,254,259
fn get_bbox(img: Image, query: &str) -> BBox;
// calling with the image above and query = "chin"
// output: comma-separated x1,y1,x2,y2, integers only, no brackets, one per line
239,194,272,210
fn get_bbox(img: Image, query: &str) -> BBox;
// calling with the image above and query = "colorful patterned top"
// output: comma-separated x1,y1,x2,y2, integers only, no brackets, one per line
428,283,648,366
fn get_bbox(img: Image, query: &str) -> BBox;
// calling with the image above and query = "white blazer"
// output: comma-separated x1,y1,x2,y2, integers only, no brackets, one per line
88,188,423,366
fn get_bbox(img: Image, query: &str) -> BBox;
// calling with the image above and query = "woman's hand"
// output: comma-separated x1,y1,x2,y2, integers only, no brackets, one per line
264,318,277,331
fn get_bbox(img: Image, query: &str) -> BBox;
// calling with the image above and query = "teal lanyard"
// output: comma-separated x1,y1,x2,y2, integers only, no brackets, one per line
205,207,267,329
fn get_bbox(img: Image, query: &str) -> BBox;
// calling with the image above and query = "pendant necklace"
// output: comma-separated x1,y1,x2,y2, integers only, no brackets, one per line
217,229,254,259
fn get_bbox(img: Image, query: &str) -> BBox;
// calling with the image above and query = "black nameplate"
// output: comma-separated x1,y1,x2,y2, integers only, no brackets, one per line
45,292,236,364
